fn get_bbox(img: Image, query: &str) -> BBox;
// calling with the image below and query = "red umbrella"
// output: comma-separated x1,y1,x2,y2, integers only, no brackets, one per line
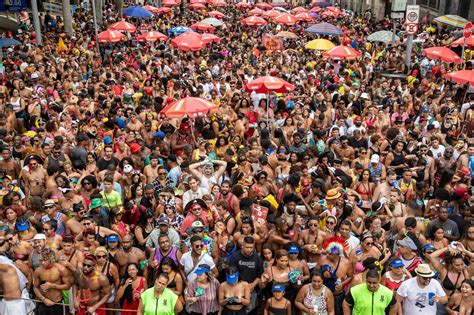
310,7,322,13
327,6,342,13
109,21,137,32
321,10,338,18
245,76,294,93
189,3,206,10
97,29,125,43
161,97,219,118
423,47,462,64
275,13,300,25
249,8,264,15
189,21,215,32
143,5,159,13
242,15,268,26
450,37,474,47
291,6,307,13
445,70,474,86
137,31,168,42
255,2,272,10
190,0,207,3
323,45,361,60
171,32,205,51
263,9,281,19
162,0,179,6
235,2,252,9
295,12,314,22
209,0,227,6
156,7,172,14
208,10,225,18
200,33,222,44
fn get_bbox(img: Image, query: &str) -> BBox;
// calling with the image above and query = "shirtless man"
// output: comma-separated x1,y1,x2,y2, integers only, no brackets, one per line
66,203,87,236
58,235,84,313
126,111,143,132
140,120,155,148
144,154,160,184
73,255,111,315
373,169,398,202
33,248,71,315
0,147,20,179
317,244,353,315
18,80,33,101
21,157,47,198
59,188,84,213
114,234,146,277
297,216,326,270
0,257,28,314
332,136,355,166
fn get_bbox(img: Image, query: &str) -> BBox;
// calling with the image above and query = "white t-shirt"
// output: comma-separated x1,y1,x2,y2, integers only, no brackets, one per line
180,252,215,282
397,277,446,314
430,145,445,159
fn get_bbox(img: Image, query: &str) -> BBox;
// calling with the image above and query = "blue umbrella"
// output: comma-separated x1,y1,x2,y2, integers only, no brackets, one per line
309,12,320,19
313,1,331,7
0,38,21,47
123,6,154,19
305,22,343,35
168,26,193,36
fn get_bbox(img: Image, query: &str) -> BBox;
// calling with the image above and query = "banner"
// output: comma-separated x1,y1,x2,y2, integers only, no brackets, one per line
262,34,283,52
0,0,27,12
252,203,269,225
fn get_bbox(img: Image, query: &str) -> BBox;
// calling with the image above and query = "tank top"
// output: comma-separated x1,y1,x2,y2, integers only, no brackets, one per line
10,97,21,112
153,246,179,266
47,155,67,173
384,271,407,291
303,285,329,315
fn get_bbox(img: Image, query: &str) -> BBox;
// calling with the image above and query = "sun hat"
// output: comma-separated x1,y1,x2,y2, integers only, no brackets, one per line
90,198,102,209
415,264,435,278
325,188,341,200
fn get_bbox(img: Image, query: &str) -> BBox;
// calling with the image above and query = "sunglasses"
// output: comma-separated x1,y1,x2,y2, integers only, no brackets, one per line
159,172,166,175
365,242,374,246
78,211,86,216
83,182,91,185
96,255,107,259
44,206,54,209
194,244,203,249
194,229,204,233
83,264,94,268
192,207,202,211
308,223,317,227
326,221,335,225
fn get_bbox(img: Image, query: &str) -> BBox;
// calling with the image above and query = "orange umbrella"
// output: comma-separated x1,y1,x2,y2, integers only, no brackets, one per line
171,32,205,50
423,47,462,64
208,10,225,18
295,12,314,22
200,33,222,44
245,76,294,93
162,0,179,6
323,45,361,60
109,21,136,32
189,3,206,10
291,6,307,13
97,29,125,43
275,13,299,25
255,2,272,10
445,70,474,86
137,31,168,42
242,15,267,26
235,2,252,9
450,37,474,47
263,9,281,19
189,21,215,32
249,8,264,15
161,97,219,118
156,7,172,14
143,5,159,13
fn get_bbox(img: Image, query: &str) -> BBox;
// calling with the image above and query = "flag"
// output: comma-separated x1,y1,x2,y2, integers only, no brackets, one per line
370,50,375,64
58,37,67,53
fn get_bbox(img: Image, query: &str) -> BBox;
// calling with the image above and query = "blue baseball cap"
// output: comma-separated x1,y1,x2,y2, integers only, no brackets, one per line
423,244,435,251
389,259,404,268
153,131,165,139
195,266,210,275
226,272,239,284
16,221,30,232
272,284,286,292
107,234,119,243
288,246,300,254
104,136,113,145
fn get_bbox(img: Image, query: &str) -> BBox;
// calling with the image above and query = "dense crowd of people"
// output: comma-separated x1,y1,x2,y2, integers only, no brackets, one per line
0,1,473,315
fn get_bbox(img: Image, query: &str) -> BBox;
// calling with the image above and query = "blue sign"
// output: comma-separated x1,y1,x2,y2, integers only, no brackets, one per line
0,0,27,12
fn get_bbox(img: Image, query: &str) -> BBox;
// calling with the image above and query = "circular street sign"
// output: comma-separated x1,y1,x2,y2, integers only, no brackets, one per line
464,22,473,39
407,11,418,22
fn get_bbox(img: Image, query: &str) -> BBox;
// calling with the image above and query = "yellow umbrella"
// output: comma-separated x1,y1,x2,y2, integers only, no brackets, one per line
304,38,335,50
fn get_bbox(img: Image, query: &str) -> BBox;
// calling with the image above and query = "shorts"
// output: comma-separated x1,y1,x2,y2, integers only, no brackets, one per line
106,286,116,304
76,304,106,315
62,288,75,313
0,298,28,315
36,302,65,315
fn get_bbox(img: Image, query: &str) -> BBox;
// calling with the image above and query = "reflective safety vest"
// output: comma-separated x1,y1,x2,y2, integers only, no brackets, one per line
350,283,394,315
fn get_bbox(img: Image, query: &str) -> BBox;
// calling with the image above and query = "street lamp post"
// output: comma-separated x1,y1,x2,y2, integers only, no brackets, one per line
90,0,102,62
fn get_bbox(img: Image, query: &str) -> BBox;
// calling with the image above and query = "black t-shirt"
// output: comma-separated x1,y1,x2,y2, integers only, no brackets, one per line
349,137,368,150
96,157,120,171
160,124,176,135
230,250,264,283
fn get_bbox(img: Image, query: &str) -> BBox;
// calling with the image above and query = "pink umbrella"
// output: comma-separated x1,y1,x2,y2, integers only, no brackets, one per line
162,0,179,6
263,9,281,19
310,7,322,13
235,2,252,9
200,33,222,44
242,15,268,26
275,13,299,25
161,97,219,118
249,8,264,15
323,45,361,60
291,6,307,14
137,31,169,42
295,12,314,22
209,0,227,6
189,21,215,32
190,0,207,3
189,3,206,10
98,29,126,43
109,21,137,32
327,6,342,13
423,47,462,64
255,2,272,10
142,5,159,13
208,10,225,18
171,32,205,51
156,7,172,14
445,70,474,86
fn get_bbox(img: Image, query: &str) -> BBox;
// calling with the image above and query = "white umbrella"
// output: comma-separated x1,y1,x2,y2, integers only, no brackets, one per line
274,7,289,13
201,17,225,27
367,30,399,43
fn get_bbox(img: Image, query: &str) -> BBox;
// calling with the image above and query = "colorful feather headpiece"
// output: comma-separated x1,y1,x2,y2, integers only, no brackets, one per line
323,236,348,255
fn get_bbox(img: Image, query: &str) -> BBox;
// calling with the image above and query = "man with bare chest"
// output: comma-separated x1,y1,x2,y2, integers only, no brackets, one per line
33,248,71,315
114,234,146,277
373,169,398,202
333,136,355,165
21,157,47,198
66,203,87,236
0,148,20,179
144,154,160,184
74,255,111,315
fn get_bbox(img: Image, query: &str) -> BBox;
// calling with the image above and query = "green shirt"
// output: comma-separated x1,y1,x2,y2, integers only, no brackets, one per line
100,190,122,208
140,287,177,315
346,283,395,315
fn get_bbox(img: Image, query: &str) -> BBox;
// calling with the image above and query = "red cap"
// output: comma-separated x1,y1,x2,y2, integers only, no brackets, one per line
130,143,142,154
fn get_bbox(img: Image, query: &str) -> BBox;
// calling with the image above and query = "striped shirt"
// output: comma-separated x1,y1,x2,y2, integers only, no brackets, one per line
184,277,220,314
